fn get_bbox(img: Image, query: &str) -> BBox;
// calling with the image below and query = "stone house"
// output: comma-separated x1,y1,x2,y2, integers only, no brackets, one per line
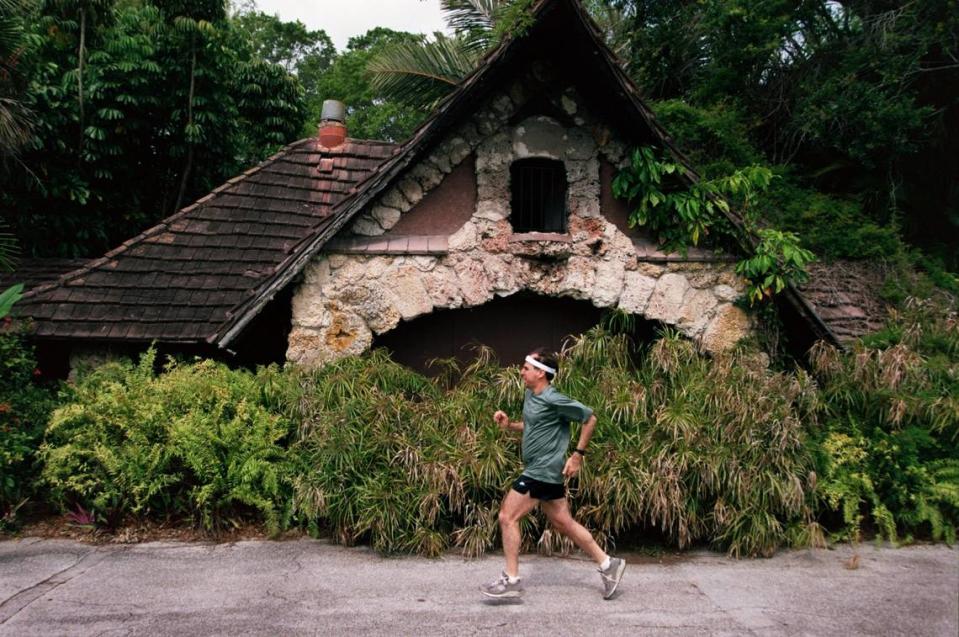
14,0,838,374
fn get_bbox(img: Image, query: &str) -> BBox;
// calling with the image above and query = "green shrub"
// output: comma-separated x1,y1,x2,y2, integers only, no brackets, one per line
40,349,294,533
289,330,821,557
650,99,762,177
810,295,959,543
288,348,516,556
0,327,61,530
757,173,903,260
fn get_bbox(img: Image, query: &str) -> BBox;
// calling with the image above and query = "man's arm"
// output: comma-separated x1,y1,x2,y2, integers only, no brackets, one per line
575,413,597,450
563,413,597,477
493,409,524,432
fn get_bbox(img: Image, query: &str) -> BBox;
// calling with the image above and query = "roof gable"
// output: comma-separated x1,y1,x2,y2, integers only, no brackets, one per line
18,0,838,349
209,0,676,346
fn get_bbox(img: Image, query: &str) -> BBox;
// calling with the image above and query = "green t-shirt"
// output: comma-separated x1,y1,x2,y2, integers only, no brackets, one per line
521,385,594,484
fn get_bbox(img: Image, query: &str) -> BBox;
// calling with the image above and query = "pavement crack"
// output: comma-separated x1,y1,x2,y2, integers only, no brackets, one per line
0,545,127,626
686,579,762,636
265,589,300,606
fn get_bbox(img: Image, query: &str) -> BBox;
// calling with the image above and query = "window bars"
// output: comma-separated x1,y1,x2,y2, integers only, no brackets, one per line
509,158,568,233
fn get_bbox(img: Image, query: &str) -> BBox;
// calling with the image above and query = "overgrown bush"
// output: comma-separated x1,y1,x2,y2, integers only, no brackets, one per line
287,348,517,556
810,295,959,544
0,326,61,530
40,350,294,533
650,99,762,177
288,329,821,557
757,173,903,261
650,99,905,263
34,294,958,553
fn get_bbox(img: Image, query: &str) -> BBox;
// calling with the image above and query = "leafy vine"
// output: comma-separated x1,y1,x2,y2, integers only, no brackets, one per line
613,146,815,304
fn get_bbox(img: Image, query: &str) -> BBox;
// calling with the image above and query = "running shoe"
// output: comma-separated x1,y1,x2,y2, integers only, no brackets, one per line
599,557,626,599
480,571,524,598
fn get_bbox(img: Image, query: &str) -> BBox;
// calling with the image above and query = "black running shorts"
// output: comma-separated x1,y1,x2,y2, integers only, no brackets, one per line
512,475,565,501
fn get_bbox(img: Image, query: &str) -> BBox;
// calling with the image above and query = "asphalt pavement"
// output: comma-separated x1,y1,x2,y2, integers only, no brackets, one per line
0,537,956,636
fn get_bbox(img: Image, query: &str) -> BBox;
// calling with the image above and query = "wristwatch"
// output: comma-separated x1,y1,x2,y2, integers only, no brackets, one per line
574,448,586,456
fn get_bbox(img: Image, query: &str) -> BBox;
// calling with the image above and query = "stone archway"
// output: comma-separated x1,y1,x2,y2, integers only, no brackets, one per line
372,292,635,374
287,83,755,369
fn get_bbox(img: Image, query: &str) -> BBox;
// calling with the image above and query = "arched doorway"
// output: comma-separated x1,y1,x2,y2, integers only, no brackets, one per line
372,292,659,374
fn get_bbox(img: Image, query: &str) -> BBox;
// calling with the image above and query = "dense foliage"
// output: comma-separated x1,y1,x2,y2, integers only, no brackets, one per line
0,326,60,530
613,145,815,304
810,294,959,544
40,350,294,532
21,294,959,553
0,1,440,258
35,329,822,557
1,0,306,257
605,0,958,269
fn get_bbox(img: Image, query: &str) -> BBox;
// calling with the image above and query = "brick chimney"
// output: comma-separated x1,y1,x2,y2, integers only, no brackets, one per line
318,100,347,149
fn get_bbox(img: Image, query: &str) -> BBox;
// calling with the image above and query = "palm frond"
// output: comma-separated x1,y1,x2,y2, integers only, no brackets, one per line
0,0,34,157
0,96,33,155
368,32,481,108
441,0,505,52
0,220,19,272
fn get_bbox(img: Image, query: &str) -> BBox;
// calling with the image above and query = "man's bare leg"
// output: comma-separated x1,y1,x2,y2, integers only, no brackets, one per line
498,489,540,576
542,497,627,598
541,497,607,564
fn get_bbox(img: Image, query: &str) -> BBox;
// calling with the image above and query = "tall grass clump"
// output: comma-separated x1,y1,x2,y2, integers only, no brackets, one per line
41,349,295,533
810,295,959,544
288,330,820,557
560,329,821,557
288,348,522,556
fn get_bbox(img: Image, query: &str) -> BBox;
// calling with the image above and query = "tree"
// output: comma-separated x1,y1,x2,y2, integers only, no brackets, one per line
0,0,30,273
151,0,228,213
40,0,113,140
313,27,427,142
0,0,306,257
604,0,959,266
232,9,333,113
0,0,33,158
232,10,334,75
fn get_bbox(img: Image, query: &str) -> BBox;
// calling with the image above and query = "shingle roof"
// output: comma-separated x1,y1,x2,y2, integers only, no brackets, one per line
17,138,396,342
801,260,890,343
0,258,90,293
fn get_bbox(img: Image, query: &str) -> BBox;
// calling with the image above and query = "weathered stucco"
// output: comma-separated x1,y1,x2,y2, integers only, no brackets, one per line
287,81,752,367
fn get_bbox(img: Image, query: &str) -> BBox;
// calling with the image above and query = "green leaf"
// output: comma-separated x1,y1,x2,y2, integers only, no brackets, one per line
0,283,24,319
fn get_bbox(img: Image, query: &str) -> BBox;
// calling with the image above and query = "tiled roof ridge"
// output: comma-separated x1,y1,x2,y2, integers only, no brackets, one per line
22,138,317,302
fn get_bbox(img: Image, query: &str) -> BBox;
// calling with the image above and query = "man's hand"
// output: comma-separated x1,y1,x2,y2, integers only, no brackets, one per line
563,453,583,477
493,410,509,429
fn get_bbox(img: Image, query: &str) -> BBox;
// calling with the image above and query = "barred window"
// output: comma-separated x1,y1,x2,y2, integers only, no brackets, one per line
509,158,568,233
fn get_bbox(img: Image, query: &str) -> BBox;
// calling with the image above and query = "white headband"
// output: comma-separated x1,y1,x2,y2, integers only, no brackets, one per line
525,355,556,375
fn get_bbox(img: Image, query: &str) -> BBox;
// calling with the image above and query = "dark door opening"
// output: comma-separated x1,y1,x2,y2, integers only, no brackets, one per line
372,292,658,375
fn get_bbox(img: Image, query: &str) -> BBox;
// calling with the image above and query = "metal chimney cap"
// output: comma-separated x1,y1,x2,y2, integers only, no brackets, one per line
321,100,346,123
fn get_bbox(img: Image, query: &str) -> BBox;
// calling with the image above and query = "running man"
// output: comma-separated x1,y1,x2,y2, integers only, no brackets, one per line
480,348,626,600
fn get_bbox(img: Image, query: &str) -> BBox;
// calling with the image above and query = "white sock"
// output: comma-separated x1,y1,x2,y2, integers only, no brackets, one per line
599,556,611,571
506,574,521,584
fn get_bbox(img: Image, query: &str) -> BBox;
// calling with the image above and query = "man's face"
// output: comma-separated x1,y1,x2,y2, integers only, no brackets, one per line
520,358,545,388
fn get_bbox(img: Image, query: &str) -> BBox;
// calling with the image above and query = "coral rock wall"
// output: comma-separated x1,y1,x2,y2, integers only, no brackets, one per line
288,77,752,366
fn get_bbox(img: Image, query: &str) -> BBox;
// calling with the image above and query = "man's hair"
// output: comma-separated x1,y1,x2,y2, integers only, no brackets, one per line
529,347,559,382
